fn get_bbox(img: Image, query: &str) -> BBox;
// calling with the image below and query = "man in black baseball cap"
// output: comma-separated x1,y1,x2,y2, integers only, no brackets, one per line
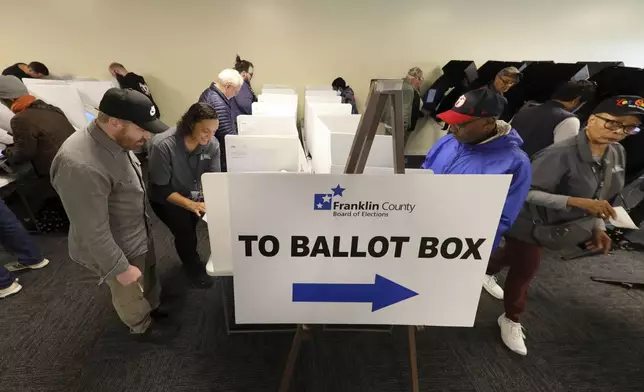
51,88,177,343
98,88,167,150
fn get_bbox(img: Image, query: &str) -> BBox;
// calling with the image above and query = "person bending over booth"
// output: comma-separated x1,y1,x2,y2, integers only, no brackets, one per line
109,62,162,119
2,61,49,80
332,77,358,114
198,69,243,172
422,87,532,250
512,80,597,157
483,95,644,356
231,55,257,121
51,88,176,343
0,75,75,178
147,103,221,289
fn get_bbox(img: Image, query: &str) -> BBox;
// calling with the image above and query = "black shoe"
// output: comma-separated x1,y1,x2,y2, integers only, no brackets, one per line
150,308,171,319
188,271,214,289
134,320,180,343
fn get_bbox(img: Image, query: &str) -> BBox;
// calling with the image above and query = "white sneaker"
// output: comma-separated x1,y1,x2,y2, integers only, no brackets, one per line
498,314,527,356
482,274,504,300
28,258,50,269
0,280,23,299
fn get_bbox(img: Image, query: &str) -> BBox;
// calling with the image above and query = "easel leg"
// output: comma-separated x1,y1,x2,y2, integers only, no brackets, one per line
278,325,305,392
408,326,419,392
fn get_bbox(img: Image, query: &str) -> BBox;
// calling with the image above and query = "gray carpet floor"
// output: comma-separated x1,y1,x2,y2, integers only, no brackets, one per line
1,219,644,392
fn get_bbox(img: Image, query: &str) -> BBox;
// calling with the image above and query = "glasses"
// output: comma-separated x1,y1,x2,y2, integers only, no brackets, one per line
499,76,517,86
594,115,641,135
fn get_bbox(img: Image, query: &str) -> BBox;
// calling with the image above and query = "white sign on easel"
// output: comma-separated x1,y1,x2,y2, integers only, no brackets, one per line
203,173,511,327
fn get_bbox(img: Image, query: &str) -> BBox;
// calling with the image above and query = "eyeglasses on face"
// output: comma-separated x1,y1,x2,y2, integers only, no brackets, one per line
594,115,641,135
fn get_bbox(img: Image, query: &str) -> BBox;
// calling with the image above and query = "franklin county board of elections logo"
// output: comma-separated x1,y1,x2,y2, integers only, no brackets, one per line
313,184,416,218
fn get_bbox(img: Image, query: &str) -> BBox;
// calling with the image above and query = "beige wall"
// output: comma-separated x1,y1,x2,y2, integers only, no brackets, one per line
2,0,644,125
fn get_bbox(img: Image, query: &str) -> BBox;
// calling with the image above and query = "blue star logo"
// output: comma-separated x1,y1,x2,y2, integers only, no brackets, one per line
331,184,346,197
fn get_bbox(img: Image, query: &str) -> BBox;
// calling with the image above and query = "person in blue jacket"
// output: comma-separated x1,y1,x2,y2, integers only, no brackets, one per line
231,55,257,121
422,86,532,317
422,89,531,251
198,68,244,172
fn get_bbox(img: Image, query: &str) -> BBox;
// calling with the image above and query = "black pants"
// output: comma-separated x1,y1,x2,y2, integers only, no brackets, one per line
150,201,201,273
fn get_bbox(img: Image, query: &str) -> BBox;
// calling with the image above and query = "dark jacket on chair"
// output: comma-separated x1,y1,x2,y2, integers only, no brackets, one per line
198,83,235,171
4,100,75,177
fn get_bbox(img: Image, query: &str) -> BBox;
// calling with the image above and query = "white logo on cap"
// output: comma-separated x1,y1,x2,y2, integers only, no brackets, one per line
150,106,156,116
455,95,466,108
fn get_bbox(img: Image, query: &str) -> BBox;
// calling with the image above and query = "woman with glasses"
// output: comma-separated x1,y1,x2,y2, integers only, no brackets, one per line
482,95,644,357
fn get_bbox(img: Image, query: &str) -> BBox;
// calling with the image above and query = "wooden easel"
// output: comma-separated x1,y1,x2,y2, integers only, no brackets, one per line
278,79,419,392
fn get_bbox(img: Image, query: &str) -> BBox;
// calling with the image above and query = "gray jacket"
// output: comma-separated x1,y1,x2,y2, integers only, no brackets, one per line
51,122,149,284
507,130,626,242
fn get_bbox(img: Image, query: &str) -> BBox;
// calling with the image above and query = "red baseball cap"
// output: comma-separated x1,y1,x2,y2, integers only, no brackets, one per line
438,88,506,125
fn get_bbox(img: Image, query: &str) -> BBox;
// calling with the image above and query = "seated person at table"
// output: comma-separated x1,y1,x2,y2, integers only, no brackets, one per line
109,62,161,119
483,95,643,356
422,87,532,251
0,76,75,178
147,103,221,288
2,61,49,80
332,77,358,114
231,55,257,120
198,69,243,172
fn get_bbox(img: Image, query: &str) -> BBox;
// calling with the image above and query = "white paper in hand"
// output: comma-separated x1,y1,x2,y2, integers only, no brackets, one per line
201,213,208,223
609,206,639,230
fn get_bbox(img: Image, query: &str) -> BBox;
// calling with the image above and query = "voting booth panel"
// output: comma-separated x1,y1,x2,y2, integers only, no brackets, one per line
237,115,298,137
67,80,114,109
304,103,352,153
261,88,297,96
224,135,304,173
201,173,511,326
305,90,339,97
304,95,342,104
26,84,88,130
306,86,334,91
22,79,69,86
252,102,297,116
331,133,393,169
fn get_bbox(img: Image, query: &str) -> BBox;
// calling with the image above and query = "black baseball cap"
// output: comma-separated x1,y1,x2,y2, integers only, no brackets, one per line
593,95,644,119
99,88,168,134
438,87,506,124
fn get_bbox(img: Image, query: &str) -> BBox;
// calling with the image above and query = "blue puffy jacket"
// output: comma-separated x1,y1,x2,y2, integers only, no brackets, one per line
199,83,235,138
421,123,532,250
231,81,257,122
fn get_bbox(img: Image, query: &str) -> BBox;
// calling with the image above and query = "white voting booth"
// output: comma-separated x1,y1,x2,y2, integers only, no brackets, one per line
237,115,297,137
26,84,88,130
224,135,308,173
67,80,114,109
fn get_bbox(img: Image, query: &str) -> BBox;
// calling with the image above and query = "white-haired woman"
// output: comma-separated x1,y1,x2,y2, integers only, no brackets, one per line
198,68,244,171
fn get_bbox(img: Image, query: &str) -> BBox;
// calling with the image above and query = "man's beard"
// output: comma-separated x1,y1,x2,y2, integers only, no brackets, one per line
114,128,144,150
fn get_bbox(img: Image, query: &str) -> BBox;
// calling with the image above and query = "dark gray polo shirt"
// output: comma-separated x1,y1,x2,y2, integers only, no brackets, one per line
50,122,149,284
522,130,626,227
147,127,220,204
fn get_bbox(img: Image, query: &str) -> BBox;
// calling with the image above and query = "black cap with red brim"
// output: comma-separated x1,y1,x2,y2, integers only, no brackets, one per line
438,87,506,125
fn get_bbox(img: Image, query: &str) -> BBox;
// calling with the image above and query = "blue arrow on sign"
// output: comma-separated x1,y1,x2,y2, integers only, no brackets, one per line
292,274,419,312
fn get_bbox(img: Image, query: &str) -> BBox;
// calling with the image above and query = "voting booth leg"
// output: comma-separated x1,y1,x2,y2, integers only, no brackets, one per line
408,326,420,392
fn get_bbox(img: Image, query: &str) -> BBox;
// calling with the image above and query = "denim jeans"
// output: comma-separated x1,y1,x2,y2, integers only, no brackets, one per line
0,199,44,289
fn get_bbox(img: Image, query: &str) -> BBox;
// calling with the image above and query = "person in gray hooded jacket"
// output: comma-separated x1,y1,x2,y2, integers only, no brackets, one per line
482,95,644,357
